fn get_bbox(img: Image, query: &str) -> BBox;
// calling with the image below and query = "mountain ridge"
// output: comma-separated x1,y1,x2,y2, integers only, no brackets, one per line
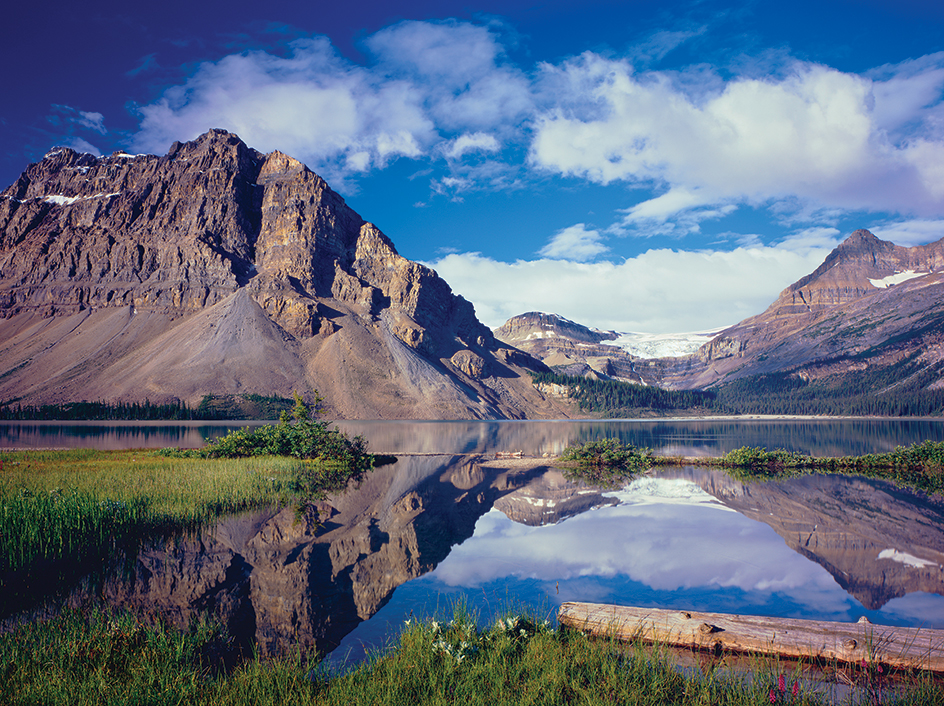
497,229,944,410
0,130,569,420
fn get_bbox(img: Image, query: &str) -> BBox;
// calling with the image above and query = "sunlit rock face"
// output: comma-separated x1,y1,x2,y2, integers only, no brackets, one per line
494,312,641,382
665,466,944,610
0,130,563,419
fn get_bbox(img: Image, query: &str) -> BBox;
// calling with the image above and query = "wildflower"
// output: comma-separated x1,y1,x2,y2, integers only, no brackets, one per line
778,673,785,693
769,687,777,703
792,680,799,698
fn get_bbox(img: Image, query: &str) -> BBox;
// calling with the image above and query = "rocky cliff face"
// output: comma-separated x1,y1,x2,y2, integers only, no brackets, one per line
0,130,567,419
639,230,944,390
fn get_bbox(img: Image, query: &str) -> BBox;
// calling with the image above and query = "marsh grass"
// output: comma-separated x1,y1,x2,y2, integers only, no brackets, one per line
2,607,941,705
0,449,298,616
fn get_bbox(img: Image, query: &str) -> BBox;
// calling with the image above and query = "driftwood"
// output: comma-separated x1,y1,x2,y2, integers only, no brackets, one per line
558,602,944,673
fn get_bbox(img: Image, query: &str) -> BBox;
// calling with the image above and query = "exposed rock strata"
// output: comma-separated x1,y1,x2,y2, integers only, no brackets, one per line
494,312,642,382
0,130,568,419
640,230,944,389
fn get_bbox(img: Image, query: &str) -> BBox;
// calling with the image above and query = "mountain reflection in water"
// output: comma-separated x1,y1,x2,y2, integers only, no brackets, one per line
89,451,944,664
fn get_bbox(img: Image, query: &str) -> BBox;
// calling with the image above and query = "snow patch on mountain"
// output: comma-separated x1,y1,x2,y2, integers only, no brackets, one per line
868,270,929,289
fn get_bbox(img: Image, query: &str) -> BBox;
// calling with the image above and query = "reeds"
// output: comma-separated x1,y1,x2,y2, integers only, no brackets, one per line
0,449,298,616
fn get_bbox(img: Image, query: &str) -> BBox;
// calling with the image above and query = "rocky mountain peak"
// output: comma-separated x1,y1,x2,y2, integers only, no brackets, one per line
760,229,944,320
0,130,561,419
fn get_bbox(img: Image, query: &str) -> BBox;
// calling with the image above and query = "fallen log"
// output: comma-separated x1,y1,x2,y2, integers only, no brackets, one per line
557,602,944,673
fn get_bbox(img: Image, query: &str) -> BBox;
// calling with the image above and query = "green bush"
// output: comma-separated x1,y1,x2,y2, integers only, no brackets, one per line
557,438,653,487
161,392,375,474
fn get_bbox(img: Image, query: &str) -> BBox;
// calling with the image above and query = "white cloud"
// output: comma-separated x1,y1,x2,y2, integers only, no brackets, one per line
868,219,944,246
616,187,737,237
538,223,608,261
432,479,842,605
77,111,106,134
122,20,944,224
427,236,837,333
530,52,944,218
443,132,500,160
130,22,529,190
66,137,102,156
131,36,436,185
365,20,533,132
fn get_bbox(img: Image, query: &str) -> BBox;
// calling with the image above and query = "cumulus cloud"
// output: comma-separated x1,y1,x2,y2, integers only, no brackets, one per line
427,233,839,332
129,22,529,189
868,219,944,246
530,52,944,218
121,19,944,236
432,479,842,605
538,223,608,260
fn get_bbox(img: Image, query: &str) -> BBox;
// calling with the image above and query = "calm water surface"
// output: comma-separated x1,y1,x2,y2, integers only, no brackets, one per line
3,416,944,455
5,419,944,668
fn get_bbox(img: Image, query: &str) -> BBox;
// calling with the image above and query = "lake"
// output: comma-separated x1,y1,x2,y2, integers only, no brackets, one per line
4,418,944,668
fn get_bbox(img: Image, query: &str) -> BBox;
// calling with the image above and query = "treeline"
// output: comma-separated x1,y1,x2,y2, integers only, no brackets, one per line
532,372,717,416
0,394,296,421
534,354,944,417
713,355,944,416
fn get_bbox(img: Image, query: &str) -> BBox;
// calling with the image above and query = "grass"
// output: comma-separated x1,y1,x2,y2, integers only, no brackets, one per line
0,448,354,617
556,438,944,497
1,607,941,705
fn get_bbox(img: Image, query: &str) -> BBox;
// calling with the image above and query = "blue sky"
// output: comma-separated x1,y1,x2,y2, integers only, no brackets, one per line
4,0,944,333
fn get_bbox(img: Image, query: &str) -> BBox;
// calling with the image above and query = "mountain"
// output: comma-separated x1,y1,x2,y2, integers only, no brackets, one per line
0,130,569,419
640,229,944,392
664,466,944,611
494,312,721,382
497,230,944,411
493,313,640,381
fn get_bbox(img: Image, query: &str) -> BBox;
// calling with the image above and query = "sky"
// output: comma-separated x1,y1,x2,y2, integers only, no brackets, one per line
3,0,944,333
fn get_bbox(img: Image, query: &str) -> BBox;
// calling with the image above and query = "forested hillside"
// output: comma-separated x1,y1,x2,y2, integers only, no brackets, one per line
533,358,944,417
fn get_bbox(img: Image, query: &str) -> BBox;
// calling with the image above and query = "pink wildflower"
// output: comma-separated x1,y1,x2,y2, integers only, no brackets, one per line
778,673,786,692
769,687,777,703
792,680,799,697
